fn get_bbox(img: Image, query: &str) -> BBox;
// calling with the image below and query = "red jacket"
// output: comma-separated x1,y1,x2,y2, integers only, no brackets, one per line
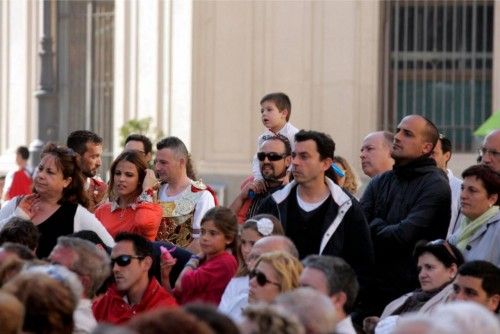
175,252,237,305
92,277,177,324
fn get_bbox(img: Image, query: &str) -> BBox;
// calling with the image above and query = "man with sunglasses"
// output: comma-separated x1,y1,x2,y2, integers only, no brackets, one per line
93,232,177,324
230,135,292,223
479,129,500,173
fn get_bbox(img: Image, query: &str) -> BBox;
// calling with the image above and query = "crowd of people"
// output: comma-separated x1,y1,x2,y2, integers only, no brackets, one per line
0,92,498,334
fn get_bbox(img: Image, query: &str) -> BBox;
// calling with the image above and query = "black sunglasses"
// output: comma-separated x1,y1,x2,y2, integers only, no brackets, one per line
249,269,280,287
257,152,287,162
111,255,145,267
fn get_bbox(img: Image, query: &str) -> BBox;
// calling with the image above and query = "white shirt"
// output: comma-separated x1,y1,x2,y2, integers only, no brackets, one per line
446,169,463,237
336,316,357,334
218,276,249,323
73,298,97,334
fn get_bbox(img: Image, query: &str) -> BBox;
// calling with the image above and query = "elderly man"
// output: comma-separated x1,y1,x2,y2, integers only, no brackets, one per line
49,236,111,333
360,131,394,178
230,134,292,223
300,255,359,334
480,129,500,173
361,114,451,315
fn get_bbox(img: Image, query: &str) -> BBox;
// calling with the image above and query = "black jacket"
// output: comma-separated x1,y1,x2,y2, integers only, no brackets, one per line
360,156,451,312
257,178,374,290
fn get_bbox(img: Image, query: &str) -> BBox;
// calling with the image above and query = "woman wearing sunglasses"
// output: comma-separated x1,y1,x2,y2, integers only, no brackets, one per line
219,214,284,322
95,150,162,241
0,144,114,258
364,239,464,334
448,164,499,266
248,251,302,304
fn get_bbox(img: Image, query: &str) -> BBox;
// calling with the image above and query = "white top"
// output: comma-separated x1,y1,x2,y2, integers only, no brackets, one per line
446,169,463,237
158,182,215,232
296,191,329,212
336,316,356,334
0,197,115,248
218,275,249,323
73,298,97,334
252,122,299,180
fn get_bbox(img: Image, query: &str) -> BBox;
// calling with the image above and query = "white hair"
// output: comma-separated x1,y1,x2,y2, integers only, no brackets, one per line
26,264,83,304
275,287,337,334
429,301,500,334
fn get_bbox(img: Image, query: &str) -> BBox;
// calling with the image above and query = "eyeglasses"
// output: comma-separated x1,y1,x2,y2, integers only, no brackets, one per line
257,152,287,162
110,255,145,267
427,239,456,260
478,147,500,159
249,269,280,287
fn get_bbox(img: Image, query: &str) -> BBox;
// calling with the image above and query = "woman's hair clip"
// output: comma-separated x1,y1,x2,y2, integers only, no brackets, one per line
256,218,274,236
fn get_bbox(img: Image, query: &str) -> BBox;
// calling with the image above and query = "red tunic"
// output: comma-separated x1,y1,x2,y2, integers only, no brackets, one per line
95,201,162,241
175,252,237,305
92,277,177,325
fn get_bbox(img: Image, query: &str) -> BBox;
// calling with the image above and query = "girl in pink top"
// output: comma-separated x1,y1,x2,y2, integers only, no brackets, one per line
161,207,238,305
95,150,162,241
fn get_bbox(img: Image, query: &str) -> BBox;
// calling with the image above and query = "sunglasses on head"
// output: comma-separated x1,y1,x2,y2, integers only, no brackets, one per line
249,269,280,287
257,152,287,162
427,239,457,260
111,255,145,267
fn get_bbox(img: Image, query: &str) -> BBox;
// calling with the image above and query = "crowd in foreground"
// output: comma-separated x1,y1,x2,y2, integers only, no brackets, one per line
0,92,499,334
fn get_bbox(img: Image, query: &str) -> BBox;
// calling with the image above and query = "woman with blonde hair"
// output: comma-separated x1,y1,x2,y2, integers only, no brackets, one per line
248,251,302,304
333,156,360,196
219,214,284,321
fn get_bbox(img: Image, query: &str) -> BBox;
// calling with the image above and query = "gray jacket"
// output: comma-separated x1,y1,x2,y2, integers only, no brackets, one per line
449,210,500,266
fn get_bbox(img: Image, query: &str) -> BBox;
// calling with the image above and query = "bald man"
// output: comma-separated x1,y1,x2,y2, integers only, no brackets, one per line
360,131,394,178
480,129,500,173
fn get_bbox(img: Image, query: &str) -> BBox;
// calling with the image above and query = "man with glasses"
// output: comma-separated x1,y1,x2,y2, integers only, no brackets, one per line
92,232,177,324
479,129,500,173
229,135,292,223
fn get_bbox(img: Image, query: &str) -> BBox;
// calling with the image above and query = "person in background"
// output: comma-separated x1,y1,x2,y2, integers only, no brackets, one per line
430,134,462,236
124,134,154,165
333,155,360,196
359,131,394,178
2,146,33,203
479,129,500,173
67,131,107,212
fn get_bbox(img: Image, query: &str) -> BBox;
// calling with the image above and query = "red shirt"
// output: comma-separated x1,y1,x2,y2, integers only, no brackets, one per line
95,201,162,241
92,277,177,325
175,252,237,305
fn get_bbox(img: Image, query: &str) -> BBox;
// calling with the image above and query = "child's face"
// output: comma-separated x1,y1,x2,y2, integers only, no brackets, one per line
261,101,287,133
240,228,262,265
200,220,232,257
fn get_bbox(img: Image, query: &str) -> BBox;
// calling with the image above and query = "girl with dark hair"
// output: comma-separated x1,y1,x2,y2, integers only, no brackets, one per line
0,143,114,258
95,150,162,241
161,207,238,305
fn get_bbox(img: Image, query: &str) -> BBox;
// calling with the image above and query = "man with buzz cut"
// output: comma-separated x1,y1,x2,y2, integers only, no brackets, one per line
360,131,394,178
67,130,107,212
361,114,451,316
154,136,217,253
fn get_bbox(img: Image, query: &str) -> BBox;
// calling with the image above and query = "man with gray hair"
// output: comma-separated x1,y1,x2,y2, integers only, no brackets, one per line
49,235,111,334
275,287,337,334
300,255,358,334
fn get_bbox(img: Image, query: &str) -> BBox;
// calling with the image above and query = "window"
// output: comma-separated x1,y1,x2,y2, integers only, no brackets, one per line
381,0,494,152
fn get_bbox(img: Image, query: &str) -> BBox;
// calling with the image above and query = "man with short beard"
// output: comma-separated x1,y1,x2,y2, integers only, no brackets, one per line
67,130,107,212
229,135,292,223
